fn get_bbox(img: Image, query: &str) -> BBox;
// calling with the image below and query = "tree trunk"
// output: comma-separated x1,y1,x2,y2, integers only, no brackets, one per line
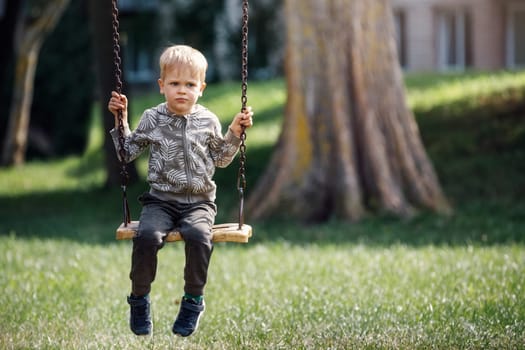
246,0,450,222
87,0,138,188
1,0,70,166
0,0,24,148
2,46,39,166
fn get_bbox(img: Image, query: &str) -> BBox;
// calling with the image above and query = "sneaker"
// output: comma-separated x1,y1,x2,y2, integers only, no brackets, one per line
127,294,152,336
172,297,205,337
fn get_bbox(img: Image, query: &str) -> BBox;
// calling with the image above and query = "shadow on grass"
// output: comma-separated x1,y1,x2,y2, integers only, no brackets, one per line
1,182,523,247
0,184,146,245
249,202,525,246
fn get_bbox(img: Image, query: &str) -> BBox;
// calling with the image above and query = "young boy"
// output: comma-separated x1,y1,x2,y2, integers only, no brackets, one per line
108,45,253,337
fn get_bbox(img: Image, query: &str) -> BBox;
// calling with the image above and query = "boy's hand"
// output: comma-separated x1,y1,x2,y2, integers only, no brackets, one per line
229,106,254,137
107,91,129,129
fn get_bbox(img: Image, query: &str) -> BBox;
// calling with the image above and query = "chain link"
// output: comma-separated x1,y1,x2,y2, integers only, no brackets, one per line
111,0,131,225
237,0,249,229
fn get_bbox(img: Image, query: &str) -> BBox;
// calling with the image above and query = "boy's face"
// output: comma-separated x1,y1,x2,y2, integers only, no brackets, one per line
158,65,206,116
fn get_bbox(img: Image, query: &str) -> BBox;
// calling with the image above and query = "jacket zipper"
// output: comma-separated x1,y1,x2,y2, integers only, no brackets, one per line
181,117,193,202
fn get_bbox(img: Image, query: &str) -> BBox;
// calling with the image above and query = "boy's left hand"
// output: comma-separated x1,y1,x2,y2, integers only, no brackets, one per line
229,106,254,137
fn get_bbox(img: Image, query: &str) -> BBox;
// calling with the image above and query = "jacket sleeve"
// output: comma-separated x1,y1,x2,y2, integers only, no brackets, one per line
110,109,155,163
209,119,241,168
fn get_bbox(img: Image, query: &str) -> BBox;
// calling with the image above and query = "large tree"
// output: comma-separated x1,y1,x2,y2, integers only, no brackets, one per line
246,0,450,222
1,0,70,166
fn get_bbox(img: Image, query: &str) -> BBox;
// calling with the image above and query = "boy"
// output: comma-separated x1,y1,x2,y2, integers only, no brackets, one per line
108,45,253,337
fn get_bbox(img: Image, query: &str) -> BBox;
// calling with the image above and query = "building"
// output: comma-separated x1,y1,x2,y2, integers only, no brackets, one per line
390,0,525,71
115,0,283,87
117,0,160,85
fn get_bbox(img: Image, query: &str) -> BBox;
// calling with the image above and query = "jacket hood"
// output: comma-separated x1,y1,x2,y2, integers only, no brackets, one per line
156,102,206,118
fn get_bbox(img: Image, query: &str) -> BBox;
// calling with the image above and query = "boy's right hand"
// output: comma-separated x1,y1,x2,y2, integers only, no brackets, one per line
108,91,128,128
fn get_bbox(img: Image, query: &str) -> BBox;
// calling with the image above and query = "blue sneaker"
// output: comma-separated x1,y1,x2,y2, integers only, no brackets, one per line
172,297,205,337
127,294,152,336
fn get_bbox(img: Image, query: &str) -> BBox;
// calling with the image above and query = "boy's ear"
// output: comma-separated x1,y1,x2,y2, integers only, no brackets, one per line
158,78,164,93
199,82,207,96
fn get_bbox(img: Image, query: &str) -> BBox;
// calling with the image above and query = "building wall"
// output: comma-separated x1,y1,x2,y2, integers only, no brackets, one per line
405,4,434,71
470,0,504,69
391,0,522,71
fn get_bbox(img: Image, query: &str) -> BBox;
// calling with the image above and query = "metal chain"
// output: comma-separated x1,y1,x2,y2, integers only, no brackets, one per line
111,0,246,228
111,0,131,225
237,0,249,229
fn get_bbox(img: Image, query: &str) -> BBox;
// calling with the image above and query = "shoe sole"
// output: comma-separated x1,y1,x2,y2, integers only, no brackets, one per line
132,325,153,337
135,324,153,337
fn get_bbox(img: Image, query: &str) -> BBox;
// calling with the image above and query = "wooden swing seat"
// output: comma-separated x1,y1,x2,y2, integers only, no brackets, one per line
116,221,252,243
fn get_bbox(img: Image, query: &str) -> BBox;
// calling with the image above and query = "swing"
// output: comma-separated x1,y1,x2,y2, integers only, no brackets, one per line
111,0,252,243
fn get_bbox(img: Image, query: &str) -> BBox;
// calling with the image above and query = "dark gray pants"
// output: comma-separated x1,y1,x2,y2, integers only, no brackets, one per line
130,192,216,297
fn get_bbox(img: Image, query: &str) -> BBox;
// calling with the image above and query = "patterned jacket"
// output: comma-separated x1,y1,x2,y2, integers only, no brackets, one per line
110,102,240,203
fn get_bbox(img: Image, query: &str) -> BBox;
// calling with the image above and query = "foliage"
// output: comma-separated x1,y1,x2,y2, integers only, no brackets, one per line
0,72,524,348
0,0,94,159
29,0,94,157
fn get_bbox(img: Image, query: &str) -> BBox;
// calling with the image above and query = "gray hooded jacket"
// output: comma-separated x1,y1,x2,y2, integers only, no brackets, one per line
110,102,240,203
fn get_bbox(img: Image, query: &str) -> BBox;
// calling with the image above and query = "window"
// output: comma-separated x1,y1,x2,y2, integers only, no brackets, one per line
506,4,525,68
121,13,159,84
125,39,156,84
119,0,159,11
436,9,472,71
393,9,407,69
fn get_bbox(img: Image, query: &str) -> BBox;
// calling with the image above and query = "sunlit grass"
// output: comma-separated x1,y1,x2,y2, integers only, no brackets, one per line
0,156,105,197
1,237,523,349
406,70,525,114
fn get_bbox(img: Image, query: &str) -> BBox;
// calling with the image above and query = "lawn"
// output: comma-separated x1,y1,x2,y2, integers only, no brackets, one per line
1,71,524,349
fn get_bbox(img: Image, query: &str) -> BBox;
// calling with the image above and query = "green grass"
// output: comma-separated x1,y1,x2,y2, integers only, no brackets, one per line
1,71,525,349
1,238,523,349
406,70,525,112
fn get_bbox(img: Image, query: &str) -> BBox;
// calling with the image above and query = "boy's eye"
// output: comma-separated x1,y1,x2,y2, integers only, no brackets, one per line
187,82,196,87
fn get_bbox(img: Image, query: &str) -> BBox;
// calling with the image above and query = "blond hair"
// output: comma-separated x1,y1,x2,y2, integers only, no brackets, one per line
159,45,208,81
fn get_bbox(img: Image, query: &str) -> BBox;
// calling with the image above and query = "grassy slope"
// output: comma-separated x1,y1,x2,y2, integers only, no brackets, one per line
1,71,524,349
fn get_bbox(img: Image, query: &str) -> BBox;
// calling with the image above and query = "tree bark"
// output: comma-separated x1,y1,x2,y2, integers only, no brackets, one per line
1,0,70,166
87,0,138,188
246,0,450,222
